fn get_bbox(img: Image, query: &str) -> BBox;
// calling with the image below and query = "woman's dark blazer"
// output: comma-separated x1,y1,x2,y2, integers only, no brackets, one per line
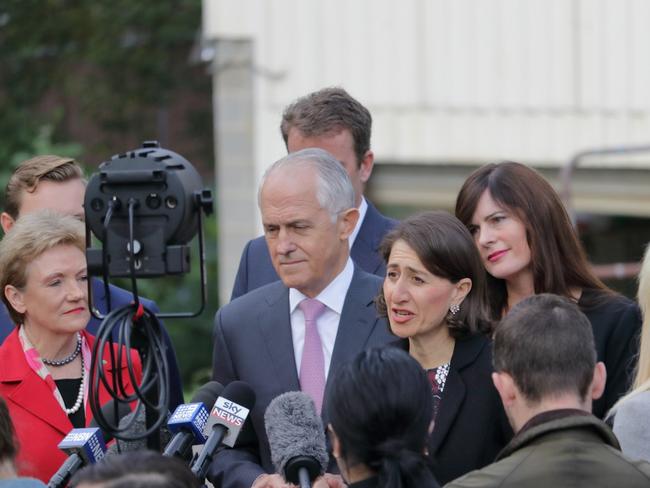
394,333,513,485
579,289,642,419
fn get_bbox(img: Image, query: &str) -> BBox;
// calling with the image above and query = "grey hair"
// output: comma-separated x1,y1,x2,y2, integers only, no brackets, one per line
258,148,355,220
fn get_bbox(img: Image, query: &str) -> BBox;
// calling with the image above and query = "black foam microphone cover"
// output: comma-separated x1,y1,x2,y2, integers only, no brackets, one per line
190,380,256,481
90,400,133,443
191,380,224,406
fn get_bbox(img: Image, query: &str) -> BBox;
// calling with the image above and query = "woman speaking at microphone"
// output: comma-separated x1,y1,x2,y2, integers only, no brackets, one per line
0,211,141,482
377,211,511,484
327,347,440,488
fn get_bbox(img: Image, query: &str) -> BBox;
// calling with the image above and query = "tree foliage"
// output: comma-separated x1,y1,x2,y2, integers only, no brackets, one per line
0,0,210,163
0,0,216,392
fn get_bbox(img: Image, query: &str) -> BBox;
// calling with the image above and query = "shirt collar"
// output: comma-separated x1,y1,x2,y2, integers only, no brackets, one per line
349,197,368,248
289,258,355,314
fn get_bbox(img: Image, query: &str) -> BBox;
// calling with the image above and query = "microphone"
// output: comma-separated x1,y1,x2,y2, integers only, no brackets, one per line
163,381,224,460
103,405,172,454
190,380,256,481
90,399,132,443
47,428,107,488
265,391,328,488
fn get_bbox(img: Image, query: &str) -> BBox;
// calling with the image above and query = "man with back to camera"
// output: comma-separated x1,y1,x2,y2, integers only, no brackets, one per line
230,87,396,300
0,155,185,410
444,293,650,488
209,148,395,488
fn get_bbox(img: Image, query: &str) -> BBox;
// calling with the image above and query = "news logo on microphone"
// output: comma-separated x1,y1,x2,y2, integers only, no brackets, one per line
58,428,107,464
204,397,250,447
168,403,209,443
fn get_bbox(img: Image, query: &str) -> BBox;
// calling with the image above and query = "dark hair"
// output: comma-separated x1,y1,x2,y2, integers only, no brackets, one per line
328,347,438,488
0,397,17,463
280,87,372,166
70,450,200,488
493,293,597,403
377,211,492,338
455,161,609,319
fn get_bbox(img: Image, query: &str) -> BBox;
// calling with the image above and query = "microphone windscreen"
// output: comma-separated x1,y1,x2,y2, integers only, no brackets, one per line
220,381,256,410
264,391,328,476
107,408,147,454
191,381,224,407
90,400,132,443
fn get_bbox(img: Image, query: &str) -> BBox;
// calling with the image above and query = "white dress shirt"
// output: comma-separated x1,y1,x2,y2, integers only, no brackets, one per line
349,197,368,249
289,258,355,379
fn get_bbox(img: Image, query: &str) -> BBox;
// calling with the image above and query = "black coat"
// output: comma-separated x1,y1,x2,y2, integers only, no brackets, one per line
579,289,642,419
395,334,513,485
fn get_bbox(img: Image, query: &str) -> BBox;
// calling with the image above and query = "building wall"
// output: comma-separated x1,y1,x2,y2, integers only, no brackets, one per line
203,0,650,302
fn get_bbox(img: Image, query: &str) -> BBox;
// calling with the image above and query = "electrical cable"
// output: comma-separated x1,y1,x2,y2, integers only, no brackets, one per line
88,201,170,444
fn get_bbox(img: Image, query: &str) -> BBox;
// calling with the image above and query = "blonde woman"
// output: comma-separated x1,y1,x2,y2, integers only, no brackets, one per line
0,211,141,482
611,243,650,462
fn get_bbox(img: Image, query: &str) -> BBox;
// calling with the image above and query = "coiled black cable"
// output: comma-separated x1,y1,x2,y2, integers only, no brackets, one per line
88,199,170,444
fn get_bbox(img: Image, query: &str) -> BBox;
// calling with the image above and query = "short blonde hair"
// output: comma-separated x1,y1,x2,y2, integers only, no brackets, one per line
0,210,86,325
4,155,84,219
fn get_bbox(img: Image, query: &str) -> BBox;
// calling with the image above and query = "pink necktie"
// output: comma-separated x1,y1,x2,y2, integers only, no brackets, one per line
298,298,327,415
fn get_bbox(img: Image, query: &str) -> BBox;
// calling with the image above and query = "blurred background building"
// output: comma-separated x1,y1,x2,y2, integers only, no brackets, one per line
3,1,650,390
202,0,650,302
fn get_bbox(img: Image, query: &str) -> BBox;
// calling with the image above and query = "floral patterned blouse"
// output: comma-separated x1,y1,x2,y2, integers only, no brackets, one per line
427,362,450,423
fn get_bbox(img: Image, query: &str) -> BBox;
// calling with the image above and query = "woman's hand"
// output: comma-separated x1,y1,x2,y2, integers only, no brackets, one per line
313,473,347,488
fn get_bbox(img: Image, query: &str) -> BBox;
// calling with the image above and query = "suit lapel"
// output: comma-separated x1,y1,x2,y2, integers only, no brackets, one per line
0,332,71,436
429,364,465,453
257,284,300,391
351,234,382,275
323,268,380,416
429,335,487,453
351,203,385,275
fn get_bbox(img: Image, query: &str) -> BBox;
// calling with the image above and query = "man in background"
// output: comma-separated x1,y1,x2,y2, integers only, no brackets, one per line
0,155,184,410
445,293,650,487
231,87,395,300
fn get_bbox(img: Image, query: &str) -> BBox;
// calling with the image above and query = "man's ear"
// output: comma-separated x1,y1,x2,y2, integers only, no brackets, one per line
339,207,359,240
1,212,16,233
358,150,374,184
492,371,517,408
590,361,607,401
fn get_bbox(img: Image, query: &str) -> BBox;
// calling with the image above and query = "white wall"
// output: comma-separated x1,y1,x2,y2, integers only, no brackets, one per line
204,0,650,168
203,0,650,300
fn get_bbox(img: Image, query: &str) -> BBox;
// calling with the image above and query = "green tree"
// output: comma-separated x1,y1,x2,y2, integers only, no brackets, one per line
0,0,215,391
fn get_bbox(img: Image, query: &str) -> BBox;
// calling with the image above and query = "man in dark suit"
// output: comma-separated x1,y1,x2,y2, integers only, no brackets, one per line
0,155,184,410
210,148,395,488
231,87,396,301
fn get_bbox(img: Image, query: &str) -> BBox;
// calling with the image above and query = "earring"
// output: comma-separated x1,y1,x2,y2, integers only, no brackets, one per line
450,303,460,315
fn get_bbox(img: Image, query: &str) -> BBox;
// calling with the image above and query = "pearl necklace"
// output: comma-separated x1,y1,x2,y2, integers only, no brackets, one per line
42,333,81,366
63,352,85,416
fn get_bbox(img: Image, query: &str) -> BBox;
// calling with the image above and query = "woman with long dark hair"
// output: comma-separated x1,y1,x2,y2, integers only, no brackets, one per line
328,347,439,488
455,161,641,418
376,211,511,484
